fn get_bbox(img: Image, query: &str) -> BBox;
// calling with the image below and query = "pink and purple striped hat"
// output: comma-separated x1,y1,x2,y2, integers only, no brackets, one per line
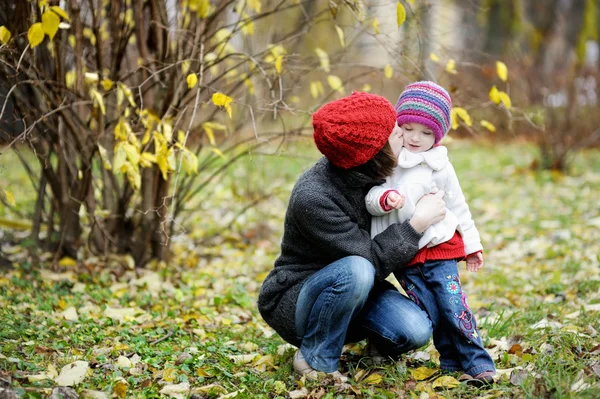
395,81,452,144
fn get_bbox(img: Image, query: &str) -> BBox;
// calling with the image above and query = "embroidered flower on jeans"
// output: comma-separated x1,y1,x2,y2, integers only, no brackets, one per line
446,280,460,294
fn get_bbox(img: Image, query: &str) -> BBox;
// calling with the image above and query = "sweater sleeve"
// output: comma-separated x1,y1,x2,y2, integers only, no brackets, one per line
443,163,483,255
365,184,399,215
292,189,422,282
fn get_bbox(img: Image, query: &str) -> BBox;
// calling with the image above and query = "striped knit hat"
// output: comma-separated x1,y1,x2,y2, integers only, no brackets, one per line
395,81,452,144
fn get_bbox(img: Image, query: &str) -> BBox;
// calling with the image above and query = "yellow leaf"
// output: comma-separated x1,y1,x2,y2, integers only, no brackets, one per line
480,120,496,132
364,373,383,385
498,91,512,109
0,26,11,44
310,81,321,99
65,70,75,88
361,84,371,92
187,73,198,89
410,366,438,381
496,61,508,82
125,163,141,190
84,72,99,85
42,11,60,40
397,2,407,27
177,130,186,145
197,367,212,377
212,92,233,118
89,88,106,115
407,0,415,4
181,60,191,75
50,6,70,21
202,122,225,146
432,375,460,389
211,148,226,159
59,257,77,267
430,52,439,62
384,64,393,79
113,379,128,398
98,144,112,170
189,0,211,18
315,48,330,72
57,299,68,310
241,13,254,36
327,75,344,94
275,55,283,74
445,59,457,74
335,25,345,48
113,143,127,173
162,121,173,143
68,34,75,48
28,23,45,48
83,27,96,46
182,150,199,175
140,152,156,168
101,79,113,91
117,82,136,107
373,18,380,34
122,142,140,166
451,107,472,127
489,85,501,104
248,0,261,12
3,190,16,206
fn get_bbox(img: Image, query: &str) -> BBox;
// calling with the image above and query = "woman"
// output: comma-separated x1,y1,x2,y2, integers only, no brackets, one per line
257,92,447,379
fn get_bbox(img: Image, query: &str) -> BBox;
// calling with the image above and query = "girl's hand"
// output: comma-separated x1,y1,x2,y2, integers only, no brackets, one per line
466,252,484,272
386,192,405,210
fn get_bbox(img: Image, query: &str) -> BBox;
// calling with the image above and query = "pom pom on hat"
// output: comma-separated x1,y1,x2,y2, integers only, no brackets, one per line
312,92,397,169
395,81,452,144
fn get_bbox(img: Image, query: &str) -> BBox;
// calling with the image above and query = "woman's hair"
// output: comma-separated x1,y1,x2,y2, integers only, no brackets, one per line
351,142,397,180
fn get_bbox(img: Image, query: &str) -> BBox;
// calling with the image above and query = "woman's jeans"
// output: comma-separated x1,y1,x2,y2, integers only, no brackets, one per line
395,259,496,376
295,256,432,372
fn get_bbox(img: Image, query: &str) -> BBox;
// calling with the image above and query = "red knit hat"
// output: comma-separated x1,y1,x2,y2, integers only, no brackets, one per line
312,92,397,169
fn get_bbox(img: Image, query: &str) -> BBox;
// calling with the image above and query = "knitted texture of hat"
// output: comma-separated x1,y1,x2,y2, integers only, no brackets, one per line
395,81,452,144
312,92,396,169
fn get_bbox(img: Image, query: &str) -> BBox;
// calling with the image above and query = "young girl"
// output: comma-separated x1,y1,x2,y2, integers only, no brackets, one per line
365,81,496,386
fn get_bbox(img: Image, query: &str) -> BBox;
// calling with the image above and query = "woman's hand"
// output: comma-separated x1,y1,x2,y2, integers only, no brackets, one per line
409,191,446,233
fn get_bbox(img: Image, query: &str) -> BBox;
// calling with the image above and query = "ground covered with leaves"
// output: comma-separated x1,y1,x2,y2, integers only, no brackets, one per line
1,141,600,398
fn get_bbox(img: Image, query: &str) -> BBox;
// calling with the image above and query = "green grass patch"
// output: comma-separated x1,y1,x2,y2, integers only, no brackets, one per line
1,140,599,398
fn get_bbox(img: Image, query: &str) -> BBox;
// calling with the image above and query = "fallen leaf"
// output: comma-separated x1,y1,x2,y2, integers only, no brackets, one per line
363,373,383,385
116,356,131,368
160,382,190,398
81,390,109,399
287,388,309,399
113,379,127,398
432,375,460,389
62,307,79,321
509,369,528,385
54,361,89,386
410,366,438,381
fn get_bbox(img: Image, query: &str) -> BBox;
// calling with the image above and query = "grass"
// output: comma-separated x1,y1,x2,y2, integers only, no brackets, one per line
1,139,600,398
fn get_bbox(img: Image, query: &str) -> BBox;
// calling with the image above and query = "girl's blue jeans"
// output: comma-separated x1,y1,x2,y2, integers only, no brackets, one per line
395,259,496,376
295,256,432,372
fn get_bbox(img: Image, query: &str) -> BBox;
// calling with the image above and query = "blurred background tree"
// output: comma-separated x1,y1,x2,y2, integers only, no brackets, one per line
0,0,598,265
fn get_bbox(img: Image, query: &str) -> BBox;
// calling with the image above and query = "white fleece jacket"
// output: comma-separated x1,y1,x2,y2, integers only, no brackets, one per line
366,146,482,255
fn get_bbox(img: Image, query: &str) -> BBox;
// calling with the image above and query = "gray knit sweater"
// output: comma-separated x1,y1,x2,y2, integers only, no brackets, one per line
257,158,423,346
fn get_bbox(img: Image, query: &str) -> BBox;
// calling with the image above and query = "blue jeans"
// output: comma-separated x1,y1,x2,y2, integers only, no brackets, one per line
295,256,432,372
395,259,496,376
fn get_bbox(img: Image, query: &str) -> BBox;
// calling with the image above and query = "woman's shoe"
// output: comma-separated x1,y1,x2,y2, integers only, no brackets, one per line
368,342,386,365
458,371,495,387
292,350,348,382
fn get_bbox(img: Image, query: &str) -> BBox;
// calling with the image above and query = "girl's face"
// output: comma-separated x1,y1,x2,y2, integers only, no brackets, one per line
401,123,435,153
388,123,404,157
